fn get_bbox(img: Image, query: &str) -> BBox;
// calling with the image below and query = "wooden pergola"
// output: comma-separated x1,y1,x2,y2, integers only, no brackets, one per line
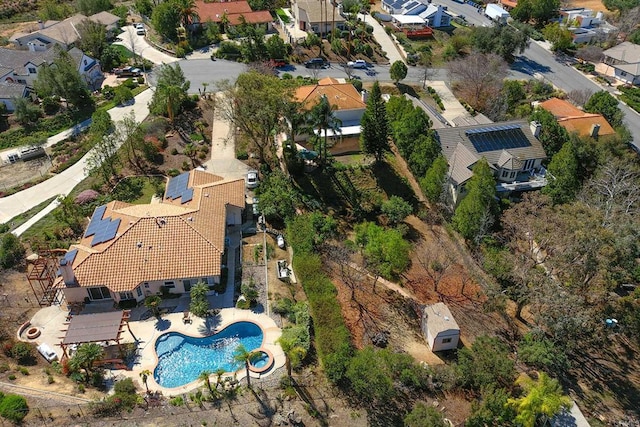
59,311,133,363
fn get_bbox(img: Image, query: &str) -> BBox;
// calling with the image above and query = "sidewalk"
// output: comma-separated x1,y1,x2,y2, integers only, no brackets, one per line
425,80,472,125
360,13,404,65
115,26,179,65
0,88,154,224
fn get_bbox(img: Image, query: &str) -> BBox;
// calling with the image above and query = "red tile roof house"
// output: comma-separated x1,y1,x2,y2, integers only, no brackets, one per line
193,0,273,30
538,97,617,139
55,170,245,305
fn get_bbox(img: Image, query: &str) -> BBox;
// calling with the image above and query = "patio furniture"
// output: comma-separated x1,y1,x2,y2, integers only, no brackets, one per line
183,311,192,324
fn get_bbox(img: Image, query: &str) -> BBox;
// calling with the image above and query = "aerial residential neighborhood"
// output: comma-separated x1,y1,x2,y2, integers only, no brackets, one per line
0,0,639,425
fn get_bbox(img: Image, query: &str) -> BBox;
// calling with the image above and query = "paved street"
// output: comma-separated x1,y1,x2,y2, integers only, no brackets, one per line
115,26,179,65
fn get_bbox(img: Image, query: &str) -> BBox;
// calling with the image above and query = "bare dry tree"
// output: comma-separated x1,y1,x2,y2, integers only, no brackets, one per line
447,52,508,113
567,89,594,107
414,242,454,294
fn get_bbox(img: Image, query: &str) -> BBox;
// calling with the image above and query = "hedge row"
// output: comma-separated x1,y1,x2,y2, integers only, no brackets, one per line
619,85,640,114
288,216,353,384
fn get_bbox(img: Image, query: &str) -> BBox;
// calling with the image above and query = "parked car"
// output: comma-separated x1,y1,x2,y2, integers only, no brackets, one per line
305,57,327,68
276,234,285,249
347,59,367,69
246,170,259,189
113,66,142,77
134,23,145,35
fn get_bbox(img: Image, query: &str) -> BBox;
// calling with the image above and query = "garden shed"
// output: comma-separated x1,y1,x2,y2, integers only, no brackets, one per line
421,302,459,352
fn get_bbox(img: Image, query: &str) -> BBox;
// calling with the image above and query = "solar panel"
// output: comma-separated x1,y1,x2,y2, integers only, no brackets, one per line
91,218,121,247
166,172,190,200
84,205,107,237
466,125,531,153
64,249,78,265
181,188,194,204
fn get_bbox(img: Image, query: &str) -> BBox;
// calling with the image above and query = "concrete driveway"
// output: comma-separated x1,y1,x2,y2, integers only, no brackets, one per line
114,26,179,65
360,13,405,64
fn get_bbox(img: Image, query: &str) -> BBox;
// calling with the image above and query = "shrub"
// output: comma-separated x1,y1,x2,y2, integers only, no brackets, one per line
0,393,29,423
7,375,16,380
10,342,33,365
47,375,55,384
170,396,184,406
19,367,29,375
42,96,60,115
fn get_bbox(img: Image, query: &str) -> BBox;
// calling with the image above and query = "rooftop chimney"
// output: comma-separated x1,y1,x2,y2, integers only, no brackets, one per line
361,89,368,103
590,123,600,139
38,20,44,30
59,259,76,286
530,121,542,138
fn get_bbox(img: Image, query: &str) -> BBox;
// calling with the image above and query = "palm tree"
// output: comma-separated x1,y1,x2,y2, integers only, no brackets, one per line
233,344,259,388
69,343,104,382
176,0,199,30
307,94,342,167
140,369,152,393
508,372,572,427
214,368,226,389
199,370,213,392
276,336,307,378
150,63,190,125
144,295,162,318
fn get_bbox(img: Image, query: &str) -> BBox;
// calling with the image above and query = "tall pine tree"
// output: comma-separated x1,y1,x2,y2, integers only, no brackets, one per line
542,140,580,205
360,82,389,162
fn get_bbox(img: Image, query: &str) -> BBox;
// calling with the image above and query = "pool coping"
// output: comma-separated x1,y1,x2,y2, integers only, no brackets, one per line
248,347,274,374
151,319,266,389
129,308,284,395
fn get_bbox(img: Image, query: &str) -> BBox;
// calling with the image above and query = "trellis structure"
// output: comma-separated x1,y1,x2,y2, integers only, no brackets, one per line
26,249,66,307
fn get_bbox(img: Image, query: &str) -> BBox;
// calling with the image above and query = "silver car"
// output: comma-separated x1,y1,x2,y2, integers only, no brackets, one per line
246,170,259,189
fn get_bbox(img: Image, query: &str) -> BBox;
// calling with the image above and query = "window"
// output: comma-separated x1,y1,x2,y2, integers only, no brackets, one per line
501,170,508,178
620,71,627,77
119,291,134,300
17,79,26,84
164,281,175,289
442,338,452,344
184,279,192,292
523,159,535,171
136,287,143,297
28,67,36,74
88,286,111,300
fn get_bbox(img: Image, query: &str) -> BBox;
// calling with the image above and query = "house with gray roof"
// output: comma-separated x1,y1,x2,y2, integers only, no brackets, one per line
0,46,104,92
291,0,346,35
0,82,30,111
421,302,459,352
11,12,121,51
436,120,548,204
603,41,640,85
383,0,452,27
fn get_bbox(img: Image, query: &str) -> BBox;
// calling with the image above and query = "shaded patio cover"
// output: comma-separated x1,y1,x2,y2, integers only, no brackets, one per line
62,311,125,345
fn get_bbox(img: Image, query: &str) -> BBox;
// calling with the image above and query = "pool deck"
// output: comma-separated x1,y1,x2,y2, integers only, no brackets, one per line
20,305,284,395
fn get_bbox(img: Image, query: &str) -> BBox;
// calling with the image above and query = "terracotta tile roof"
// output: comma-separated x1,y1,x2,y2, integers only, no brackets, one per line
294,82,366,111
539,97,616,138
195,1,273,26
500,0,518,8
56,171,245,293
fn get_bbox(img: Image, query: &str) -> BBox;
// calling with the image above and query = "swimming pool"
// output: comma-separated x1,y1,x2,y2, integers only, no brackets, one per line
154,321,263,388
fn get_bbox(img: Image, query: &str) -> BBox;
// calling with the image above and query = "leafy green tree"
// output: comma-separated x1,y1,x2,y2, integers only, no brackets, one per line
151,1,182,41
502,80,526,114
0,393,29,423
100,45,123,72
542,22,574,52
452,159,497,243
39,0,74,20
360,81,389,162
76,20,107,60
276,332,308,377
149,63,190,124
233,344,259,388
266,33,289,59
508,372,572,427
190,281,210,317
69,343,105,382
603,0,639,11
256,170,299,221
346,347,395,404
217,72,292,166
584,90,624,128
420,155,448,204
529,108,569,158
543,140,580,205
175,0,199,29
389,60,408,84
135,0,153,16
76,0,112,15
13,97,42,127
237,19,268,62
144,295,162,318
10,342,33,365
308,94,341,166
517,332,569,372
113,85,134,106
381,196,412,225
512,0,560,27
0,232,25,269
354,222,411,279
466,386,517,427
456,335,516,391
34,47,94,111
472,25,530,62
405,402,448,427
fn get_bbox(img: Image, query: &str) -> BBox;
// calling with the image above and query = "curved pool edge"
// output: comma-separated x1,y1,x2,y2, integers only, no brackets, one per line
248,347,274,374
137,309,284,395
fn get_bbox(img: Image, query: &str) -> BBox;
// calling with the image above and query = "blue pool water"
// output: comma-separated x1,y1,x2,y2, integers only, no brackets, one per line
154,321,263,388
251,351,269,369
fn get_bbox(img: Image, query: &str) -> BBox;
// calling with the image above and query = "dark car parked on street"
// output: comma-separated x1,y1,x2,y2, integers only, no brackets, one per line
305,57,327,68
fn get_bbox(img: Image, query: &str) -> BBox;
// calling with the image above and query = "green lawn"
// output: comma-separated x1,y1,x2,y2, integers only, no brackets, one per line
111,44,134,59
7,196,57,233
130,177,161,205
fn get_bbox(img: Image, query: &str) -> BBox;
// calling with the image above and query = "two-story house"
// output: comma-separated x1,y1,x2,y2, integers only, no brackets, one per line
436,121,548,204
538,98,616,139
194,0,273,31
55,170,246,305
291,0,346,35
0,46,104,93
383,0,452,28
603,41,640,85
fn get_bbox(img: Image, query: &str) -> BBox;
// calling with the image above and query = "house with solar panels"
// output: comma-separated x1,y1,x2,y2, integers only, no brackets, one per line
55,169,245,305
436,120,548,204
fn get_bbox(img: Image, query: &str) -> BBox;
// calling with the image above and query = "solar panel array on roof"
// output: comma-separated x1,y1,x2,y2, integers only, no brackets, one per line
63,249,78,265
91,218,121,246
465,124,532,153
165,171,194,204
84,205,107,237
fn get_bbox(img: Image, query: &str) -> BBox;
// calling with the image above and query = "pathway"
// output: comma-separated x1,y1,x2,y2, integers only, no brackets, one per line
424,80,472,125
0,89,154,224
359,13,405,65
114,26,179,65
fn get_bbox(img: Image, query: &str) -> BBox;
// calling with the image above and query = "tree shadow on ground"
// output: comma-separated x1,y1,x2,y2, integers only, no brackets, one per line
154,318,171,331
371,161,419,208
197,311,222,335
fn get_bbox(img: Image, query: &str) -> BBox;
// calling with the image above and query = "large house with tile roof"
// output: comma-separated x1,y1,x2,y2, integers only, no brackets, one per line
436,120,547,203
56,170,246,305
603,41,640,85
194,0,273,29
291,0,346,35
0,46,103,91
538,98,616,139
293,77,367,154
